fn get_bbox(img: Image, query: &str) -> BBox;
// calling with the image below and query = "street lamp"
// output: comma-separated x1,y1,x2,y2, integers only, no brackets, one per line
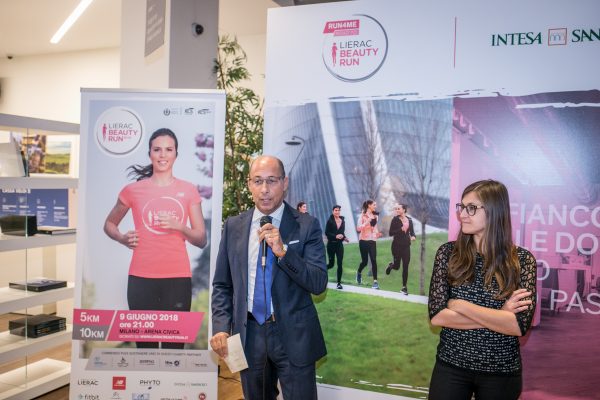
284,135,306,176
284,135,306,203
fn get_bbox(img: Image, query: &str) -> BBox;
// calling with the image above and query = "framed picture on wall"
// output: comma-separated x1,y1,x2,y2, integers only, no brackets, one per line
26,134,78,177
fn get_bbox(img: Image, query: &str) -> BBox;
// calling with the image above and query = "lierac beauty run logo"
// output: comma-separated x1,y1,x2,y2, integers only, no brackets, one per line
322,14,388,82
141,197,184,235
95,107,143,156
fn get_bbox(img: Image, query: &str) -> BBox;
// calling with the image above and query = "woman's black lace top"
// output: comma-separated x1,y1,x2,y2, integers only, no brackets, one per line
428,242,537,374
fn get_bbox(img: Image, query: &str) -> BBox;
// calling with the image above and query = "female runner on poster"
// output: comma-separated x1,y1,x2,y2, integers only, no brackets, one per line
104,128,207,349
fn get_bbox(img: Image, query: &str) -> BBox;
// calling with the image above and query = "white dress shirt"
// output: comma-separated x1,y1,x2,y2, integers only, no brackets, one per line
247,202,284,314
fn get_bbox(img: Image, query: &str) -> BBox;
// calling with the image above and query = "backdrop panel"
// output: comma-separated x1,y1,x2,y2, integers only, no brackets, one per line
265,1,600,399
71,89,225,400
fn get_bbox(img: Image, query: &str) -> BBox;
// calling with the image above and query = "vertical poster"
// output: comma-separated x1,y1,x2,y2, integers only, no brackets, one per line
71,89,225,400
265,0,599,399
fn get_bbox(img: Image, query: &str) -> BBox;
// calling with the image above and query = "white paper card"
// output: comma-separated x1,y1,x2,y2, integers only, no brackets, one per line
223,333,248,373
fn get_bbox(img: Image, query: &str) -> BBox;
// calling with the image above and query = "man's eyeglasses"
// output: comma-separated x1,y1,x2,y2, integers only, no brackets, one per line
456,203,485,216
249,176,284,187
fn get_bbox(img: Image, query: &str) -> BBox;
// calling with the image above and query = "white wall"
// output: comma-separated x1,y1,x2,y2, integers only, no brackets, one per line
0,48,120,123
120,0,170,89
0,38,267,124
237,33,267,101
120,0,220,90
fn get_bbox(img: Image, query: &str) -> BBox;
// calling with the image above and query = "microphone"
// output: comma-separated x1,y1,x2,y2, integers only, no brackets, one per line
260,215,273,268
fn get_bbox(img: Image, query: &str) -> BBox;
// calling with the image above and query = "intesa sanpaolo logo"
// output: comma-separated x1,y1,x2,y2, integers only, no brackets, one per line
322,14,388,82
95,107,144,156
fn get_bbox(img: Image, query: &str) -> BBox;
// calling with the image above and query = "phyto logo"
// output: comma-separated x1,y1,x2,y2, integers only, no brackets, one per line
322,14,388,82
95,107,143,156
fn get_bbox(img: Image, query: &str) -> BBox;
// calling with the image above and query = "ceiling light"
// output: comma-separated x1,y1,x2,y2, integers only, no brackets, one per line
50,0,94,44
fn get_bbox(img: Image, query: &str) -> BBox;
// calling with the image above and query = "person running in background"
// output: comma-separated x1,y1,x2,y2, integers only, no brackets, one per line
386,203,416,295
325,205,348,289
356,199,382,289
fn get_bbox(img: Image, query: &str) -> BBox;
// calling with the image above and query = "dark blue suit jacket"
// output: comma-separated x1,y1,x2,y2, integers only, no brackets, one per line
211,202,328,366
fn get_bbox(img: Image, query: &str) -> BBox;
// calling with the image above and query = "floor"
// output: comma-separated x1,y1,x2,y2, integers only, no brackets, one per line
521,305,600,399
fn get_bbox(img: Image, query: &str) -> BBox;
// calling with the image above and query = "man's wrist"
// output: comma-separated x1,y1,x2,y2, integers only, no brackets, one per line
276,244,288,259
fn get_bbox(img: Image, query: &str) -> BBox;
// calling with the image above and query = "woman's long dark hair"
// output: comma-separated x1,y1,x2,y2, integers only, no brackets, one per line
127,128,179,181
448,179,520,299
361,199,374,214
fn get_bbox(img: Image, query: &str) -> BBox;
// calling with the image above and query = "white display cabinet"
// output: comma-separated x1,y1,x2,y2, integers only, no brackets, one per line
0,113,77,399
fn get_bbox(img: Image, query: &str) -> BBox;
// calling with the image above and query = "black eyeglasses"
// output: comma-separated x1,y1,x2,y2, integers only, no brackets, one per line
248,176,284,187
456,203,485,216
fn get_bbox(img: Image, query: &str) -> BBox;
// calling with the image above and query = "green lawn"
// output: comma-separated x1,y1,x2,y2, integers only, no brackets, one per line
191,289,209,349
327,232,448,295
315,290,440,397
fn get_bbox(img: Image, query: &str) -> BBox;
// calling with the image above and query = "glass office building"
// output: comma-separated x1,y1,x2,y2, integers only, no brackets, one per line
270,103,336,230
267,98,453,236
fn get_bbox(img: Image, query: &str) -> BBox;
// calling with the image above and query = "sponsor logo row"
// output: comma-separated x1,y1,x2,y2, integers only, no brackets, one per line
163,107,211,116
491,28,600,46
77,376,208,400
320,13,598,82
95,106,212,156
90,354,210,371
79,393,206,400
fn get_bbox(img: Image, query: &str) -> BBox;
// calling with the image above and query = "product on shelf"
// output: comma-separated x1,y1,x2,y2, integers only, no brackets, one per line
9,314,67,338
9,277,67,292
36,226,76,235
0,214,38,236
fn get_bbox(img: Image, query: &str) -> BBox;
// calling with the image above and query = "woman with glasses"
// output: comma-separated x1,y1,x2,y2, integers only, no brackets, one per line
428,179,536,400
104,128,207,349
386,204,416,295
356,199,383,289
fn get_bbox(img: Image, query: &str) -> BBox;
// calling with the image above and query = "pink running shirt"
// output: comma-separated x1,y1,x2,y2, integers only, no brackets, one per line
119,178,201,278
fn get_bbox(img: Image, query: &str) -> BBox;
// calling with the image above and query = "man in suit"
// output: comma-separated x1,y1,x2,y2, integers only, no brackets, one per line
210,155,328,400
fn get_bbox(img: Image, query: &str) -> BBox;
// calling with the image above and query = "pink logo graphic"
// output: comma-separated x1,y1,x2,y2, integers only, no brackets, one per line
323,19,360,36
322,14,388,82
95,107,144,156
141,196,185,235
331,42,338,66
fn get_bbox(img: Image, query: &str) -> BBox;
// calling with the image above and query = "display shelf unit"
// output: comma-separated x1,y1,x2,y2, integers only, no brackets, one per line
0,177,78,190
0,359,70,400
0,234,76,253
0,285,74,316
0,326,73,365
0,113,78,399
